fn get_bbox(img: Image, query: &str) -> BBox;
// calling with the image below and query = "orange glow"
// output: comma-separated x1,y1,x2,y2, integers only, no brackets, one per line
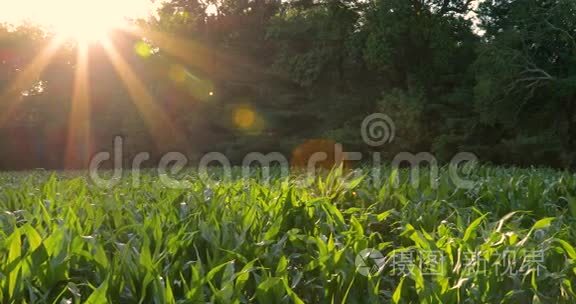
234,106,257,129
291,139,351,170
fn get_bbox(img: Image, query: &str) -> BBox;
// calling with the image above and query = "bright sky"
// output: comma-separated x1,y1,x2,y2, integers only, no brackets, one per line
0,0,165,42
0,0,160,30
0,0,482,41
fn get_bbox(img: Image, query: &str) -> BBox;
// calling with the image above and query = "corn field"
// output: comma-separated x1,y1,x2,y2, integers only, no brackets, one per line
0,167,575,303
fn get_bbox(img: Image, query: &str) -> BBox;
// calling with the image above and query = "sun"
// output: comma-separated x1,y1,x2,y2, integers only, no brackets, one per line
51,9,121,44
2,0,160,44
48,0,156,43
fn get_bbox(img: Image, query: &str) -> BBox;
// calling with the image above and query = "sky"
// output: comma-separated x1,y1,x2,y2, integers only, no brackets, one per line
0,0,482,35
0,0,162,28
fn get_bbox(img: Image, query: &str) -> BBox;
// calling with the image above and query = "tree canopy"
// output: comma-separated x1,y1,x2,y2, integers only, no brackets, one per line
0,0,574,169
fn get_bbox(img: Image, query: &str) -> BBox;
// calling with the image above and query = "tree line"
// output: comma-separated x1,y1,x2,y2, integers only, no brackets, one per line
0,0,574,170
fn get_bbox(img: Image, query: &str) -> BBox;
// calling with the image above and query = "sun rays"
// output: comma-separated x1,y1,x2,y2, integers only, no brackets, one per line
64,44,92,168
0,37,64,126
100,37,187,150
0,17,229,166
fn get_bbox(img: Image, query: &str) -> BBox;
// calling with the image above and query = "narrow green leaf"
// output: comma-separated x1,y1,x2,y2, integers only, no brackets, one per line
392,277,405,304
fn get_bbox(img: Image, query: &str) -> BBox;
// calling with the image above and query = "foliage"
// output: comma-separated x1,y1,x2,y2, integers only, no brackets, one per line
0,0,575,169
0,167,575,302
